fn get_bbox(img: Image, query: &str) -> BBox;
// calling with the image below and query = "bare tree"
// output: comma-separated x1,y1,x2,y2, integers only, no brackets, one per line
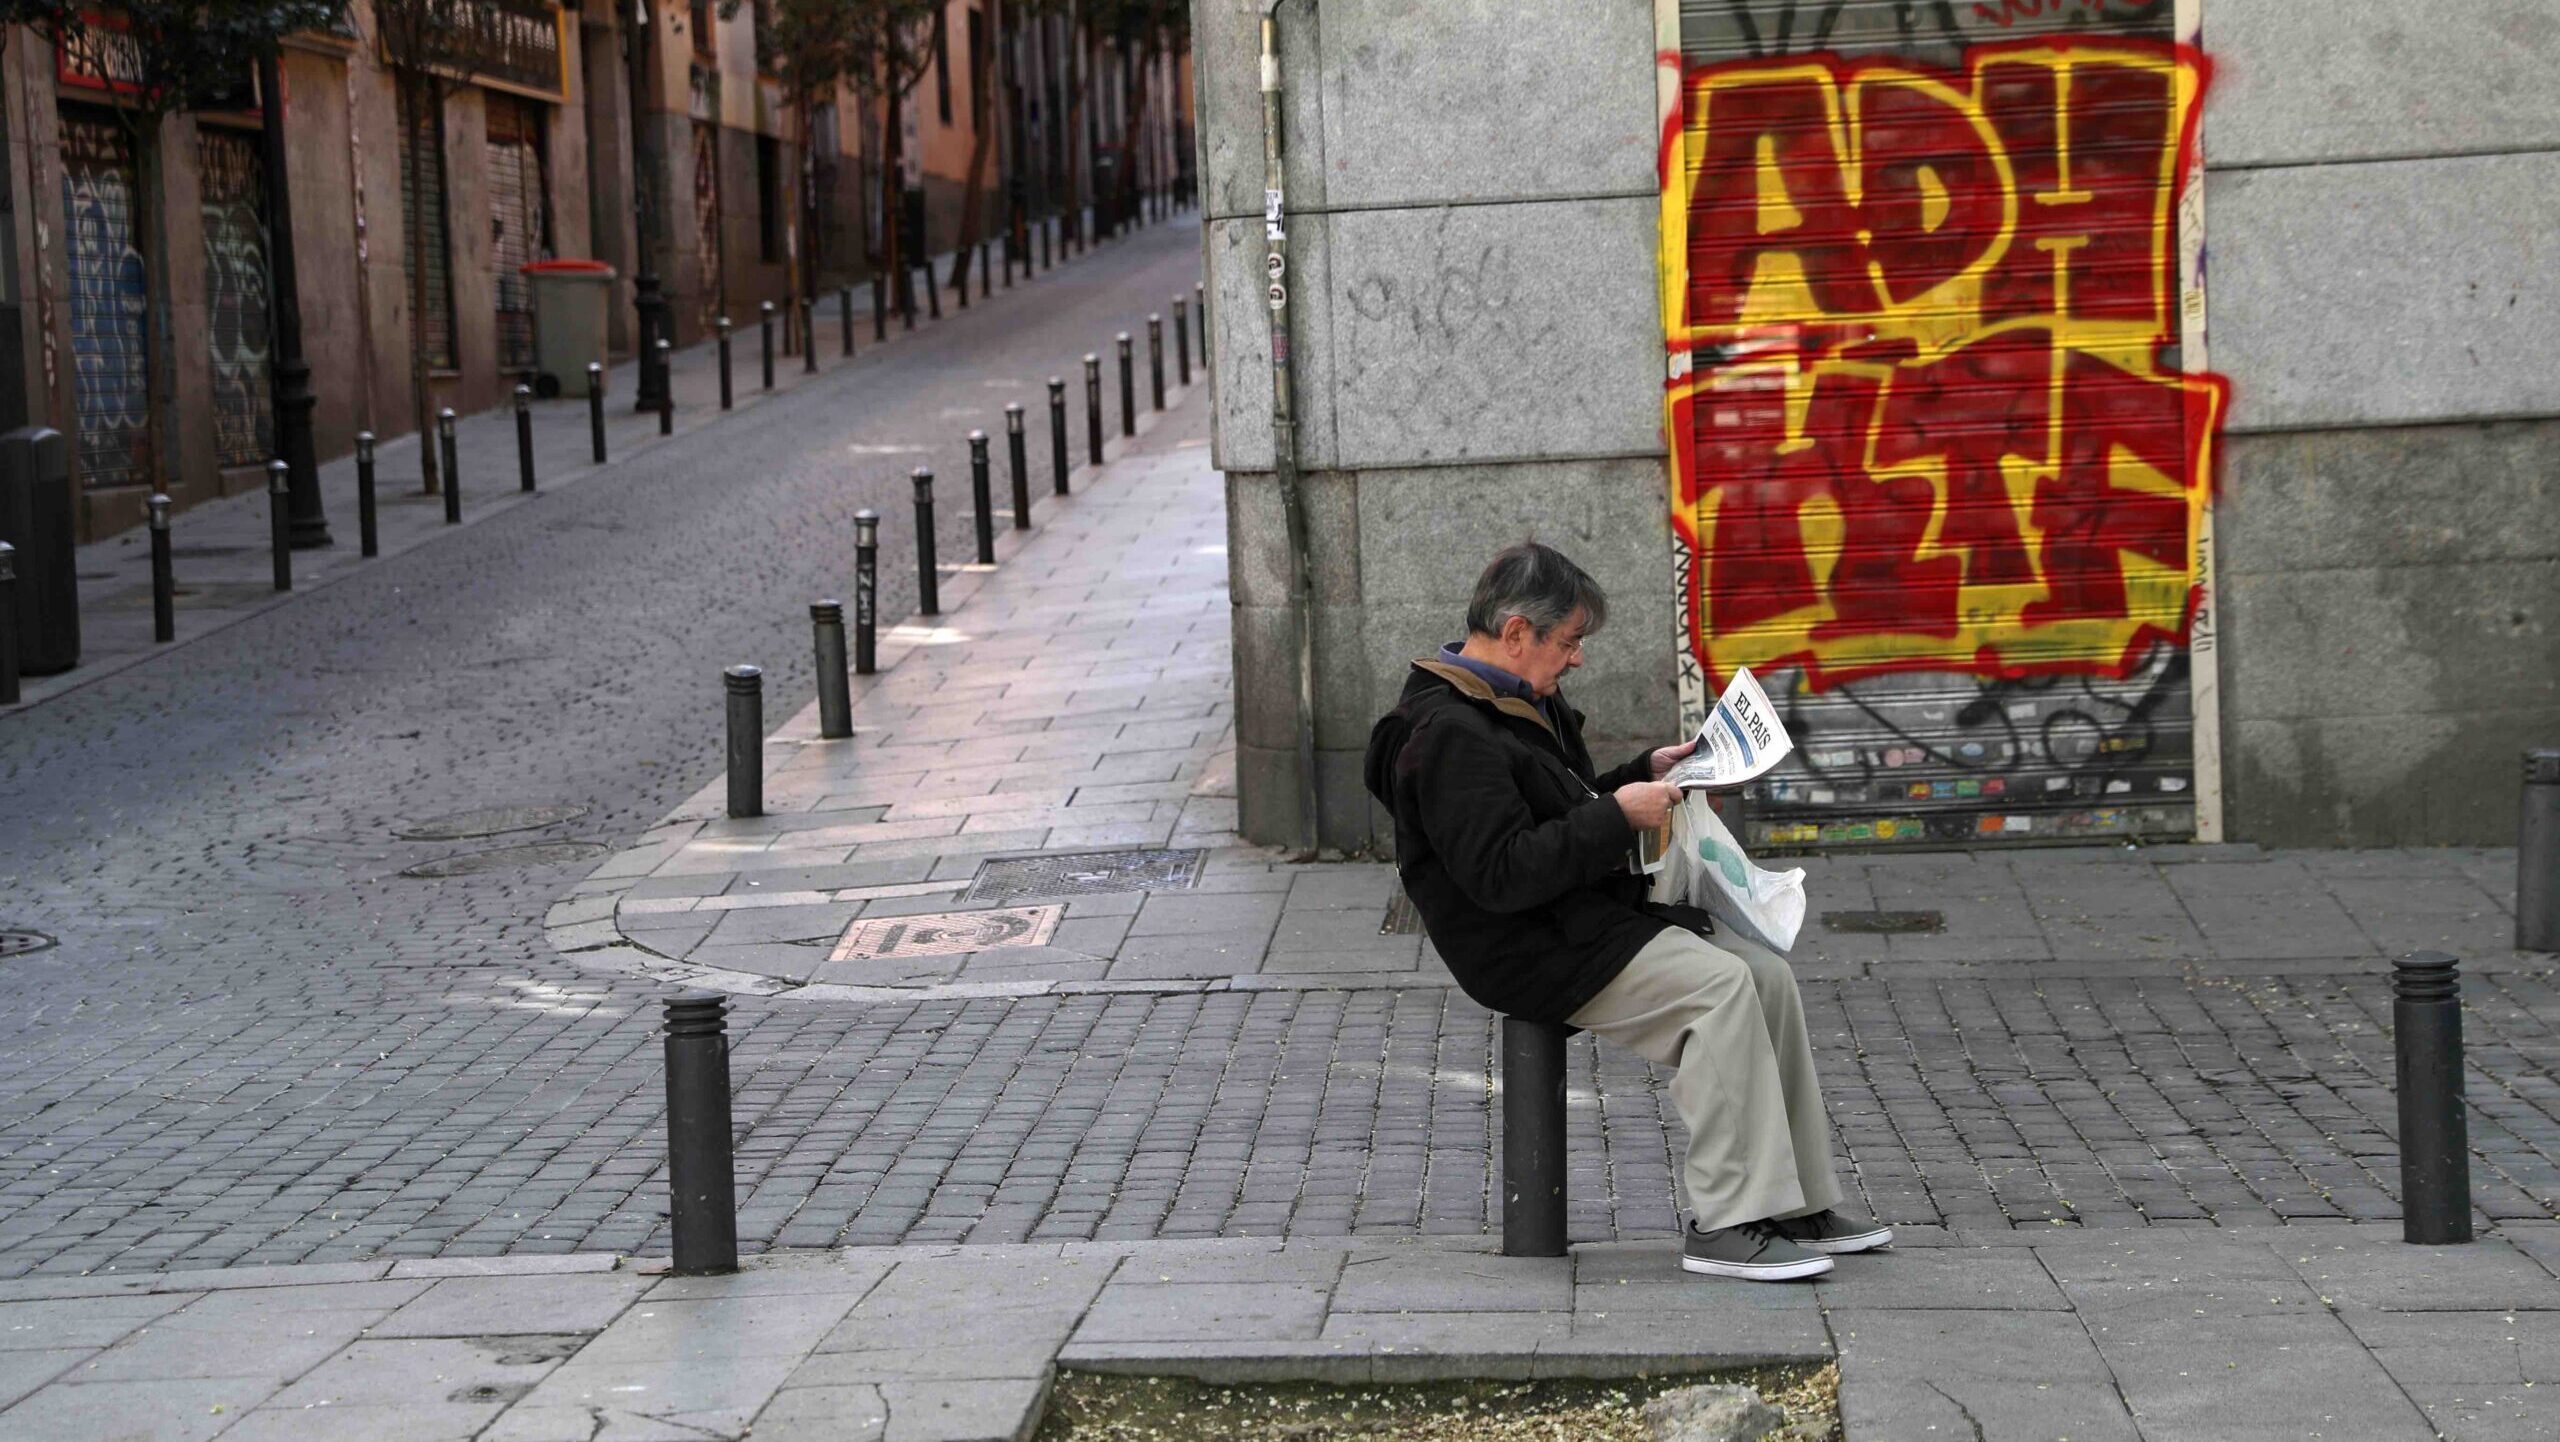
0,0,343,488
839,0,940,318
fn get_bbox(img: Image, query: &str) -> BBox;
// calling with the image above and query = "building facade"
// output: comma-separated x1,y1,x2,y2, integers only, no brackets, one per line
1204,0,2558,851
1,1,1191,544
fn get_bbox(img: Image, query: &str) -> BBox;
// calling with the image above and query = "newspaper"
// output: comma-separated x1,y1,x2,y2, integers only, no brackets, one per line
1665,667,1794,791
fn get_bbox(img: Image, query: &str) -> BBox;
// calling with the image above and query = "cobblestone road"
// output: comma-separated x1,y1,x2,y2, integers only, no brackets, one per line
2,214,2555,1284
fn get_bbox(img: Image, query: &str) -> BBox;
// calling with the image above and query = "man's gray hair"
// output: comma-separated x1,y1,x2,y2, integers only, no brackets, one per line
1465,542,1608,640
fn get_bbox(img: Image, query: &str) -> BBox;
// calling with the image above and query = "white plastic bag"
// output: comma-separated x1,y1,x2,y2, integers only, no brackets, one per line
1647,794,1807,953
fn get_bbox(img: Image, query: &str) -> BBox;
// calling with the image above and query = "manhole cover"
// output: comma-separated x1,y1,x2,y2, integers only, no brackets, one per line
1380,887,1425,936
1822,909,1945,935
961,848,1206,904
397,803,592,841
400,841,610,878
831,905,1063,960
0,931,58,958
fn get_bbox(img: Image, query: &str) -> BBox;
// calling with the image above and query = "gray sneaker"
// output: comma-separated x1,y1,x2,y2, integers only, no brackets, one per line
1681,1219,1835,1281
1773,1208,1894,1254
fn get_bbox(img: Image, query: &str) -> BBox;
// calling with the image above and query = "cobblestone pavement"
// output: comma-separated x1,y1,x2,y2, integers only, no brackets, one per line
3,209,2557,1299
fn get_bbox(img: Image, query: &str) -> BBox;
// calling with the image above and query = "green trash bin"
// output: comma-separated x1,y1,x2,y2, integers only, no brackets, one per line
523,260,616,399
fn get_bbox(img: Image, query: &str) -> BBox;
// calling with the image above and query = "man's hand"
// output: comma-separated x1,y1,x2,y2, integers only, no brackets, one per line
1614,780,1683,831
1647,738,1698,781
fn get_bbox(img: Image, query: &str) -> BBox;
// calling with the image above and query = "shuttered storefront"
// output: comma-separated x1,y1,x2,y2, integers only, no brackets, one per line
692,121,723,333
197,126,274,469
1663,0,2225,850
398,83,456,370
59,109,152,491
487,94,549,373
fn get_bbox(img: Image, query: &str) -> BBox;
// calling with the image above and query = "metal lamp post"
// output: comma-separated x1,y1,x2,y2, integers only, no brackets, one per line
624,0,671,415
258,48,328,548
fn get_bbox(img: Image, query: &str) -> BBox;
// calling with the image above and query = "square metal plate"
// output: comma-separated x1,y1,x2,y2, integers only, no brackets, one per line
830,905,1063,961
961,849,1207,905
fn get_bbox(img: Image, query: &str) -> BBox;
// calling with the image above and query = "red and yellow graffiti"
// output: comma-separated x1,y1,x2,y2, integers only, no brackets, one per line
1659,40,2227,691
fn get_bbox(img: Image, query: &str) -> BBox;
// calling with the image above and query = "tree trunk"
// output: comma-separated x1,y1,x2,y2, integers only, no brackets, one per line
879,46,906,316
1063,22,1084,245
128,113,175,496
946,11,995,297
1117,39,1150,231
401,78,440,493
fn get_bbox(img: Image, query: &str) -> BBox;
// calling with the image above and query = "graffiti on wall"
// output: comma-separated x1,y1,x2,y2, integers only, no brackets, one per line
198,127,275,470
1658,35,2225,846
60,110,152,491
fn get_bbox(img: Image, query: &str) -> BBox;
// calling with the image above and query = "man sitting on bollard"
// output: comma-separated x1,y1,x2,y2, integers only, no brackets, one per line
1362,542,1889,1281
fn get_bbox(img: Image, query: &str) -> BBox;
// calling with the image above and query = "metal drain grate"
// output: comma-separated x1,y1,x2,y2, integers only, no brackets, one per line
1380,886,1425,936
0,931,58,958
831,905,1064,960
401,841,610,878
397,803,591,841
961,848,1206,905
1821,909,1945,935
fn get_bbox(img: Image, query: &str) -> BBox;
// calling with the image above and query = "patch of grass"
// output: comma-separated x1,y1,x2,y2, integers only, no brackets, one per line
1035,1364,1840,1442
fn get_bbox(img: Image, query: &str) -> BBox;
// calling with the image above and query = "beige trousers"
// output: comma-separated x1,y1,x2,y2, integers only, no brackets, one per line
1567,926,1843,1231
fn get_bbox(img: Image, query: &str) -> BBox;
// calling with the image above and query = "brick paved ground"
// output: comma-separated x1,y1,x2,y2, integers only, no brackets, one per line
1,212,2554,1299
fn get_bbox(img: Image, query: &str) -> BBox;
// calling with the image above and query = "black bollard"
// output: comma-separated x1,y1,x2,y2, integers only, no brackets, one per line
812,600,851,740
979,240,991,299
662,993,738,1276
853,509,878,676
2395,952,2473,1244
1116,333,1135,438
924,262,941,321
1005,403,1029,530
1501,1017,1570,1257
655,341,674,434
437,409,461,524
0,542,17,705
725,663,763,819
955,250,971,310
717,317,734,409
1195,283,1207,371
900,267,916,331
840,284,856,357
2522,752,2560,952
1148,315,1165,411
760,301,776,390
1083,354,1104,466
267,461,293,590
912,467,940,616
1174,299,1191,387
147,495,174,642
514,385,536,492
968,430,995,564
801,299,817,374
586,364,606,464
354,433,380,558
1040,214,1052,271
874,272,890,342
1048,378,1070,496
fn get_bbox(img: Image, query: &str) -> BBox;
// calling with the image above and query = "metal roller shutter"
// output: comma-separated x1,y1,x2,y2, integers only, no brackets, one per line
1663,0,2226,850
59,109,152,491
398,84,456,370
197,126,274,470
487,93,548,374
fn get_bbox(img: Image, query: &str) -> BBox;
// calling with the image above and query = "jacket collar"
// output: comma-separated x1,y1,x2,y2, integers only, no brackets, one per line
1411,659,1558,739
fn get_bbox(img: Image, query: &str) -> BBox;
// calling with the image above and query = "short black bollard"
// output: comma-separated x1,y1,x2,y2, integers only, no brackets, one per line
1040,214,1052,271
1174,299,1191,387
266,461,293,590
586,364,606,464
2395,951,2473,1244
354,433,380,557
853,509,878,675
801,298,817,374
437,409,461,524
840,283,856,357
912,467,940,616
811,600,852,740
874,272,890,341
1084,354,1104,466
968,429,995,565
2522,751,2560,952
1148,315,1165,411
760,302,776,390
924,263,942,321
1116,333,1136,437
956,250,971,310
655,341,674,434
0,542,18,705
1501,1016,1570,1257
1005,403,1030,530
717,317,734,409
514,385,536,492
662,993,738,1276
725,663,763,819
147,495,175,642
900,268,916,331
1048,378,1070,495
1195,283,1207,370
979,240,991,299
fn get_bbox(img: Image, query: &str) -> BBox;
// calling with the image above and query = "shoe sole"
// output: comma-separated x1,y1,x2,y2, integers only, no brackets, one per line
1797,1228,1894,1255
1680,1252,1835,1281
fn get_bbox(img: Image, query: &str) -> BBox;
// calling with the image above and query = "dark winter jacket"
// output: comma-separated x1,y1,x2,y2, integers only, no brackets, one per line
1363,660,1708,1024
